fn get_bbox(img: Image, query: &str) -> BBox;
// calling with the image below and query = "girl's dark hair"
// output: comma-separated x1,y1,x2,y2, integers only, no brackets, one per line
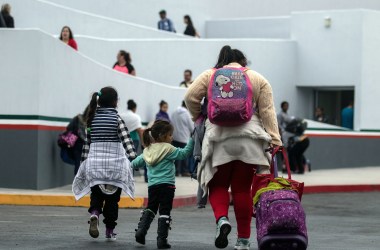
82,105,90,117
184,15,193,27
143,120,173,147
86,87,118,127
159,100,168,108
127,99,137,110
59,26,74,40
214,45,248,68
232,49,248,67
121,50,131,63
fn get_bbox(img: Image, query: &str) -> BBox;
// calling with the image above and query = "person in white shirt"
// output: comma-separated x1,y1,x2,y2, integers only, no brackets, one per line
120,100,148,182
277,101,293,134
171,101,194,176
119,100,144,151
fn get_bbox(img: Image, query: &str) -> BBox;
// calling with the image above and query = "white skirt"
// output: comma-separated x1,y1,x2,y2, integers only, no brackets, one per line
198,116,272,193
72,142,135,200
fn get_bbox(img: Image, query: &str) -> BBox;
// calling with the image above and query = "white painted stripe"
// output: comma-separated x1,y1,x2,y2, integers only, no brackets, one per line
75,34,293,42
0,119,67,127
306,130,380,136
1,119,379,136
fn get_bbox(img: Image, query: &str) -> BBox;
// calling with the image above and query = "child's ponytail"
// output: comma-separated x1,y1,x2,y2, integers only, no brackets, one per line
86,92,99,127
143,128,153,147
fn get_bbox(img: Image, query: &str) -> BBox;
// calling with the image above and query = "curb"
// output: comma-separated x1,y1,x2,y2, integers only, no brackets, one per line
1,185,380,208
0,194,145,208
304,184,380,193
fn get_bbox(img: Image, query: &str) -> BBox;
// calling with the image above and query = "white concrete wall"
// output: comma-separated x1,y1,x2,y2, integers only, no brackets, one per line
6,0,185,39
292,10,363,87
0,29,186,123
74,36,300,113
206,17,291,39
47,0,380,38
360,11,380,131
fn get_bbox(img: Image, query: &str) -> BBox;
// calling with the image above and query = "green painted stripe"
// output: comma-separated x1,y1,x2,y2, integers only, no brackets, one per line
0,115,151,126
360,129,380,133
2,115,379,132
0,115,71,122
306,127,347,132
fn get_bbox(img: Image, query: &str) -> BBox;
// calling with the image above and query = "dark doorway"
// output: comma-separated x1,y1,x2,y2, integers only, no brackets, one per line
314,89,354,126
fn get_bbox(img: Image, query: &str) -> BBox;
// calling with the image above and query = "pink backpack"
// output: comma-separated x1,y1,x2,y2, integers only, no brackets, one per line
208,67,254,126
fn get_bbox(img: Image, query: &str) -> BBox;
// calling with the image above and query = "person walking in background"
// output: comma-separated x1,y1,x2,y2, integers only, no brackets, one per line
282,118,309,174
113,50,136,76
1,3,14,28
72,87,136,241
171,101,194,177
59,26,78,50
277,101,292,134
341,101,354,129
66,106,89,175
155,100,170,122
158,10,175,33
179,69,193,88
132,120,194,249
119,100,144,153
185,45,281,249
119,99,148,182
314,107,328,123
183,15,200,38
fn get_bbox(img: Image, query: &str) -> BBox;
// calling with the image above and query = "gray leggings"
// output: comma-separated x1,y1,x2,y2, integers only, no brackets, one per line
197,185,208,206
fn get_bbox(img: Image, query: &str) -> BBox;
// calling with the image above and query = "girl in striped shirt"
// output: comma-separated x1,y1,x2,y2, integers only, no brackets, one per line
72,86,136,241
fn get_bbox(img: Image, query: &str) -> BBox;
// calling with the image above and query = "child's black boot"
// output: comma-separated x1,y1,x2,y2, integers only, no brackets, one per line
157,216,172,249
135,209,155,245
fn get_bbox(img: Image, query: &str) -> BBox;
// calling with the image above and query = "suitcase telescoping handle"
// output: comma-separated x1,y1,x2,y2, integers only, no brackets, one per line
266,146,292,180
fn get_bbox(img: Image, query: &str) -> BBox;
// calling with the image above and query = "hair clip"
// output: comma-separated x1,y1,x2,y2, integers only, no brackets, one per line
97,91,102,97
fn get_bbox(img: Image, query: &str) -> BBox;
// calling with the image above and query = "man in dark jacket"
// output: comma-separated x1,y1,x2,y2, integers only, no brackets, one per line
1,3,14,28
0,12,6,27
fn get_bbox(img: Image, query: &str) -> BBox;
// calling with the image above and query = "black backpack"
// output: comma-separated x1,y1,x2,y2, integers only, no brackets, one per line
285,118,307,136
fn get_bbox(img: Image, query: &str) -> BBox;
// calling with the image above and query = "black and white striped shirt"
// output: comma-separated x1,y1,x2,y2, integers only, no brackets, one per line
91,108,119,142
81,108,136,161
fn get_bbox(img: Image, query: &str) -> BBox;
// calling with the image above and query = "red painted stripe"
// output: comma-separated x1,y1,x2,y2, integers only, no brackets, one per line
304,184,380,193
172,195,197,208
0,124,66,131
306,133,380,139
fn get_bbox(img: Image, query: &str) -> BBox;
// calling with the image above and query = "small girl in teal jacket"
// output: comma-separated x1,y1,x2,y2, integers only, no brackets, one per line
132,120,194,249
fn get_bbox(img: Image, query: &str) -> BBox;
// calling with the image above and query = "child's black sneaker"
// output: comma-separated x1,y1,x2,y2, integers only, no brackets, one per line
106,228,117,242
88,214,99,238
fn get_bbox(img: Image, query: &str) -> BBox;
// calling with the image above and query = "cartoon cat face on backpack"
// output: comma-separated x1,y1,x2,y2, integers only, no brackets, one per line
215,75,234,98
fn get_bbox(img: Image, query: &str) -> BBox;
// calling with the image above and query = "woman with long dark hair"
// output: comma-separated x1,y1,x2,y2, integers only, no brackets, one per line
72,86,136,241
155,100,170,122
185,45,281,249
183,15,200,38
59,26,78,50
113,50,136,76
66,105,89,174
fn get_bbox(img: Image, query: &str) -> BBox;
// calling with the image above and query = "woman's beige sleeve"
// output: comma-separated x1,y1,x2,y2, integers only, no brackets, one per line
184,70,211,121
250,71,282,146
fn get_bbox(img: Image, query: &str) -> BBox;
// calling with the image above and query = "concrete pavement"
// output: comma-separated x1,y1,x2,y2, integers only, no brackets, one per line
0,167,379,208
0,192,379,250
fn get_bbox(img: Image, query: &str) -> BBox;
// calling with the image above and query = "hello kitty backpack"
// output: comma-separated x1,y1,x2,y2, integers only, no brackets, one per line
208,67,254,126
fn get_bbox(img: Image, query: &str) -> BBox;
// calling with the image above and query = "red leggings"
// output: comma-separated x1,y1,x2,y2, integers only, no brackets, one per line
208,161,255,238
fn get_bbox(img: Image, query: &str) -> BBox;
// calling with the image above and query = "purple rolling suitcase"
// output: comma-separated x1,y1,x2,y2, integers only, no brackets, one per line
255,152,308,250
